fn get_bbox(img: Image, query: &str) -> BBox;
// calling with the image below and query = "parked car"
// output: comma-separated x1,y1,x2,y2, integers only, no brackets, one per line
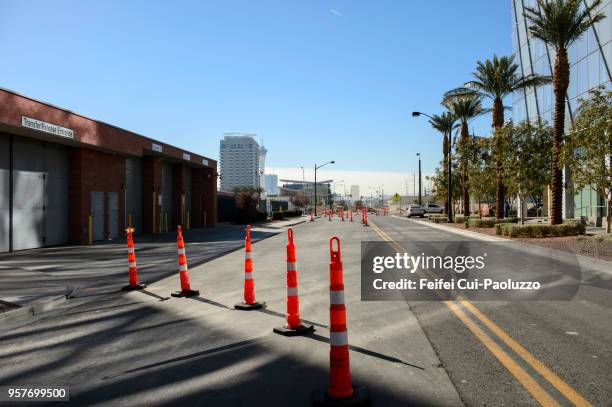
424,203,443,214
406,204,425,217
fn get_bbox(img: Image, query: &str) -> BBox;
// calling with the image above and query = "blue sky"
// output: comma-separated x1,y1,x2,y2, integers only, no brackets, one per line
0,0,511,189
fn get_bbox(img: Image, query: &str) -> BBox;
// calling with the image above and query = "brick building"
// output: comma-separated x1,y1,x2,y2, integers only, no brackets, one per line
0,88,217,252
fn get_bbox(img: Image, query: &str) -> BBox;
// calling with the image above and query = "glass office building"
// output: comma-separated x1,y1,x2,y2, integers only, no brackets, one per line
511,0,611,223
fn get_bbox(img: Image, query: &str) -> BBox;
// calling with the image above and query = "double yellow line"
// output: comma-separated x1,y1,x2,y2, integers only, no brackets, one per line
368,220,592,407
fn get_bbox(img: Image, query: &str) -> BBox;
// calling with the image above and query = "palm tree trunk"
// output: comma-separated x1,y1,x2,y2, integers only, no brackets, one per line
443,135,449,214
551,48,569,225
461,122,470,216
493,98,505,219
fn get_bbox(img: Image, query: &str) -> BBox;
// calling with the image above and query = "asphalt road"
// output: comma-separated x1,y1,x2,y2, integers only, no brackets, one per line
0,222,290,306
0,214,610,406
367,215,612,406
0,216,462,407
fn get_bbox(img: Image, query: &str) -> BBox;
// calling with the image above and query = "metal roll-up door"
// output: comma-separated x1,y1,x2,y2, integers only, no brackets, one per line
0,134,9,252
11,137,69,251
125,157,143,232
12,137,45,250
43,143,69,246
108,192,119,239
161,163,173,231
184,169,192,226
91,191,104,241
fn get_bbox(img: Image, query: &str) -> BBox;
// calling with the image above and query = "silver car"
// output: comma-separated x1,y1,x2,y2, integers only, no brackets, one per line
406,204,425,217
424,203,443,214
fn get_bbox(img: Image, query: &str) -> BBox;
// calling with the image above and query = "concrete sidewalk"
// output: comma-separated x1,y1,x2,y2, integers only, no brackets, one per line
0,217,305,317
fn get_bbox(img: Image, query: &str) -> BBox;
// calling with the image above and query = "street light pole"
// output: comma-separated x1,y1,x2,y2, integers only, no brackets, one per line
417,153,422,206
412,111,453,222
314,160,335,216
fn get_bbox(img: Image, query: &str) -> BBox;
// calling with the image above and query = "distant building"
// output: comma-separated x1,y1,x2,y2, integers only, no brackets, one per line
350,185,360,201
219,133,266,192
263,174,279,195
279,179,333,207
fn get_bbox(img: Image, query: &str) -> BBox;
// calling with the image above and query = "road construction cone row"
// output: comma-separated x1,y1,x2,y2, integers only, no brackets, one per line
121,228,146,291
171,226,200,297
235,225,264,310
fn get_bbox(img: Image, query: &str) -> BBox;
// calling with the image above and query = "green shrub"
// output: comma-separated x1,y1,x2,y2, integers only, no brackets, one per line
467,217,496,228
272,209,303,220
454,215,466,223
498,222,585,238
495,217,518,224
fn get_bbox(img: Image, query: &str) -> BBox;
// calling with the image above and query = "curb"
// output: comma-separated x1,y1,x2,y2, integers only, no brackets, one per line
391,215,505,241
0,291,72,333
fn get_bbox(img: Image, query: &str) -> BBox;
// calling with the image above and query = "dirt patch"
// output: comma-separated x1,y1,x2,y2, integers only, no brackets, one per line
0,301,19,314
444,222,612,261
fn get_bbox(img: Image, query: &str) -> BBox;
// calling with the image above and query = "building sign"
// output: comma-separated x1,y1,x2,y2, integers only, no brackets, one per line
152,143,163,152
22,116,74,139
202,159,209,166
182,153,191,161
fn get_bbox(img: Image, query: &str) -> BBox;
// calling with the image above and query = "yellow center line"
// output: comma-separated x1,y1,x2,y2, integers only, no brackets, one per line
368,219,592,407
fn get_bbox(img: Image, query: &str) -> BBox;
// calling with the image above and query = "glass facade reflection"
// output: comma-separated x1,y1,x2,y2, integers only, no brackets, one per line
511,0,611,222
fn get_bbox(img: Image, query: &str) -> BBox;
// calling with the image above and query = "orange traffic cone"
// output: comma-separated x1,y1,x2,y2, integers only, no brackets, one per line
121,228,146,291
364,210,369,227
273,228,314,336
313,237,369,406
171,226,200,297
235,225,264,310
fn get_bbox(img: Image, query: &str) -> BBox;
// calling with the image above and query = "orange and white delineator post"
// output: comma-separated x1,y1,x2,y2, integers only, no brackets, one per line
363,209,369,227
121,228,146,291
273,228,314,336
310,210,315,222
313,237,369,406
235,225,264,310
171,226,200,297
328,210,332,222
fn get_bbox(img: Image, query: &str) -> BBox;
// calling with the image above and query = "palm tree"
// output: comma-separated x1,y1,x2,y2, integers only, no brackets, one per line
428,112,457,215
445,55,551,219
524,0,606,224
444,95,485,216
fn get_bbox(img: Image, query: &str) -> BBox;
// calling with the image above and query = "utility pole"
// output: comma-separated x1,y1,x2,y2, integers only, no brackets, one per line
417,153,422,206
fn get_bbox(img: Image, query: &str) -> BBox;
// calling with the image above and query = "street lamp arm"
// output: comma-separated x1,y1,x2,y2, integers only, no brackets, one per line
412,111,434,120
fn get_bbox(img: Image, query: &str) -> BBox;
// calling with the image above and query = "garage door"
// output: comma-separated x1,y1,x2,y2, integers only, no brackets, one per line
161,163,173,232
11,137,69,251
125,157,143,233
0,135,9,252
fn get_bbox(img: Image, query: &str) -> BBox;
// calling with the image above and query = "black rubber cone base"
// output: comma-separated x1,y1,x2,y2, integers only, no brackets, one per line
234,301,264,310
171,289,200,298
121,283,147,291
312,387,370,407
273,323,315,336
